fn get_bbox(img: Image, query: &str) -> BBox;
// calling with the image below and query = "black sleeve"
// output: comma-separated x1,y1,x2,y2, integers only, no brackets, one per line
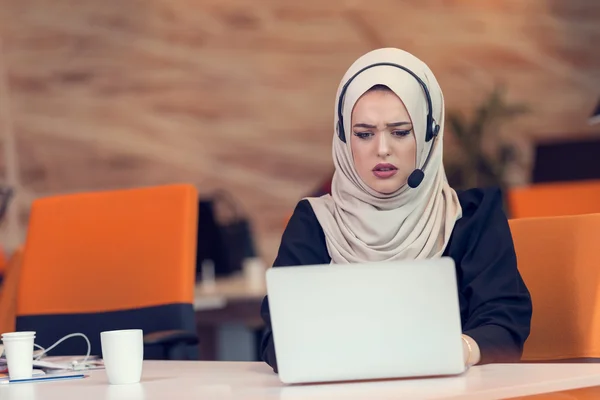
455,188,533,364
260,199,331,372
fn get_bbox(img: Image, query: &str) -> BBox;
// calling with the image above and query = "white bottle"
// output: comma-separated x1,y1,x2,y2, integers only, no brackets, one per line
243,257,266,291
201,259,216,291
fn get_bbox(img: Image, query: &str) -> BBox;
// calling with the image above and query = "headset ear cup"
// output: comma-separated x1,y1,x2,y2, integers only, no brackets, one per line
426,126,432,142
426,120,440,142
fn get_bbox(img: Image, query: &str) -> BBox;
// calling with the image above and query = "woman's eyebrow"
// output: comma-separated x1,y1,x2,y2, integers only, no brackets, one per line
352,121,412,129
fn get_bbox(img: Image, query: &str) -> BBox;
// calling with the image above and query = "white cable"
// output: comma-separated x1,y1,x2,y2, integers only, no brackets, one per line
33,333,91,368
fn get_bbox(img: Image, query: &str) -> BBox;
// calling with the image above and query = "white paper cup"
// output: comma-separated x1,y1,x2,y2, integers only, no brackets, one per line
100,329,144,385
1,331,36,380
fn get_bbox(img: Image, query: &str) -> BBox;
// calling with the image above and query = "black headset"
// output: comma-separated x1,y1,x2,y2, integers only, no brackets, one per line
336,62,440,189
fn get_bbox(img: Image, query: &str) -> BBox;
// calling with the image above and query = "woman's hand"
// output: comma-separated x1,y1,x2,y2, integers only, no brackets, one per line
462,334,481,367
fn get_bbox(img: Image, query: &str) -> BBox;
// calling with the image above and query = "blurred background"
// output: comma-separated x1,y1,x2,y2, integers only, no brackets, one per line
0,0,599,361
0,0,598,262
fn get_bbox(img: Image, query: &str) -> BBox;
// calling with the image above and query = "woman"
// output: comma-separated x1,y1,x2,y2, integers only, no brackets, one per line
260,48,532,372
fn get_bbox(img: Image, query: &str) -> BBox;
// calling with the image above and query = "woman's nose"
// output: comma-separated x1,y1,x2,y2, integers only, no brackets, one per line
377,133,391,157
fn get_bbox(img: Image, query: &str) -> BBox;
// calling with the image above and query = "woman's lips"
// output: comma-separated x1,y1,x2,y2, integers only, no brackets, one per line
372,163,398,179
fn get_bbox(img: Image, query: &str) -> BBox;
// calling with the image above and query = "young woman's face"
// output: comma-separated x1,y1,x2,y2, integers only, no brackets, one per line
350,89,417,194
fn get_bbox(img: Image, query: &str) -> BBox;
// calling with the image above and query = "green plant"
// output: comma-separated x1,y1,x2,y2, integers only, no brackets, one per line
445,85,529,195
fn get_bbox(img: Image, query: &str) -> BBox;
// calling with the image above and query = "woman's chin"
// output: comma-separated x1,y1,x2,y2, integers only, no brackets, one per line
368,180,406,195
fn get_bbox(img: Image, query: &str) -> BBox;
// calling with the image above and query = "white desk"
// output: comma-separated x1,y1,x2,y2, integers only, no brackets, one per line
2,361,600,399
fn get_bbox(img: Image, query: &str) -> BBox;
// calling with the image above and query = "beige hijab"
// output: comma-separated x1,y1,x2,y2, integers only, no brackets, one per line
306,48,462,264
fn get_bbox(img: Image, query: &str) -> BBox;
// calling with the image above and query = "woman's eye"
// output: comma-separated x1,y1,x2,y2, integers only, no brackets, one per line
392,129,412,137
353,132,373,139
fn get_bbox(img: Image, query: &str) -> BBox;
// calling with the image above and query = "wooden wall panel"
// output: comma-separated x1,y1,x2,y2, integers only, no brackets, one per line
0,0,598,261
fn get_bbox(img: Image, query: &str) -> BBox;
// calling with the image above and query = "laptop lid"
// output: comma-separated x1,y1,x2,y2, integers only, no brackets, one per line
266,257,465,384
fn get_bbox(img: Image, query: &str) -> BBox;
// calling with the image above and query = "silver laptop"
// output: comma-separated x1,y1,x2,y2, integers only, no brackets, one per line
265,257,466,384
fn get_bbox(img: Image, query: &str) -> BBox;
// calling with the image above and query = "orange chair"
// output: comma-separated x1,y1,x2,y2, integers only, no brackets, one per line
16,184,199,360
0,247,24,334
511,386,600,399
507,180,600,219
509,214,600,362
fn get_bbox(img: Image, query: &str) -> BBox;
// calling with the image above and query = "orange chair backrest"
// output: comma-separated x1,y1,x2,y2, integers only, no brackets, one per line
0,247,24,333
17,184,198,316
509,214,600,361
507,180,600,219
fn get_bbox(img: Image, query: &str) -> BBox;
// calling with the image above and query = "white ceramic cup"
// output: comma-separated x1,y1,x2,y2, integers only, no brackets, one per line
100,329,144,385
1,331,36,380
